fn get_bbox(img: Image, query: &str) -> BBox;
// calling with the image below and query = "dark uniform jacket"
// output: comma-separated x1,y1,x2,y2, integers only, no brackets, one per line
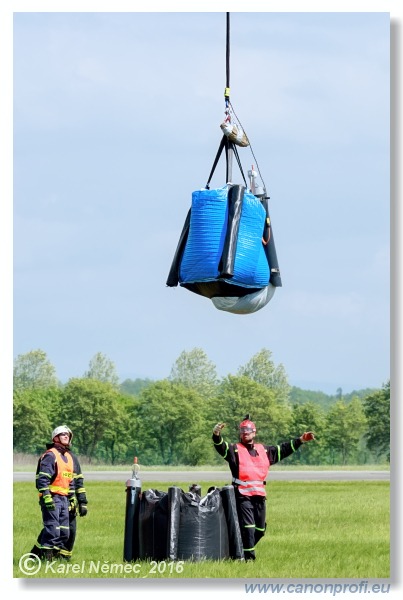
212,433,303,493
35,443,88,506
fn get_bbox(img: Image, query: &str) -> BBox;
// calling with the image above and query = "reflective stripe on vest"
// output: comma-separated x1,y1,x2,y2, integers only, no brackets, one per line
47,448,74,496
236,443,270,497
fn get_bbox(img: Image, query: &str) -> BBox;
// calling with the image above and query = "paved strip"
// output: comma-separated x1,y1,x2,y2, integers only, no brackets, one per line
14,470,390,483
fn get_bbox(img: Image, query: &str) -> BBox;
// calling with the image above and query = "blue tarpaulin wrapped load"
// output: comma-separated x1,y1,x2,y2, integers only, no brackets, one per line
166,184,280,314
125,485,244,562
179,186,268,288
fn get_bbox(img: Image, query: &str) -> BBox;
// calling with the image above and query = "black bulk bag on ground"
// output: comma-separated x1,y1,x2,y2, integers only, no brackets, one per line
172,487,230,561
124,485,243,562
138,489,169,560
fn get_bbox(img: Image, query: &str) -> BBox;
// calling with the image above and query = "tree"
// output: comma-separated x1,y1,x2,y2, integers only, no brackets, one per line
211,375,293,443
13,349,59,391
120,378,153,396
13,388,63,454
289,386,335,411
169,348,219,398
60,378,122,459
324,398,368,464
363,381,390,461
14,395,50,454
98,395,139,464
135,380,206,465
289,402,326,464
84,352,119,387
342,388,378,403
237,348,291,405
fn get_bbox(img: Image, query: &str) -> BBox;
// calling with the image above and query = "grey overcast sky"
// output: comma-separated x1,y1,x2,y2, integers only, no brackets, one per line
11,8,391,394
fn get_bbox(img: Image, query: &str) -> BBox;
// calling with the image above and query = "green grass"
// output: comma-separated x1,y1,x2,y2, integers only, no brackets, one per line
13,480,389,579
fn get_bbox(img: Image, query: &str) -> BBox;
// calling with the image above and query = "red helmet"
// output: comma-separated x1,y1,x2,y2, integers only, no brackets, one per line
239,416,256,434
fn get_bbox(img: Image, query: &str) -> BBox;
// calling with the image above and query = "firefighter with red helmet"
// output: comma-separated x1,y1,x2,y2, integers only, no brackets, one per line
30,425,88,561
212,415,315,561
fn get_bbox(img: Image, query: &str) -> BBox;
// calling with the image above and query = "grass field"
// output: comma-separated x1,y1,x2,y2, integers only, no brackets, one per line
13,480,390,579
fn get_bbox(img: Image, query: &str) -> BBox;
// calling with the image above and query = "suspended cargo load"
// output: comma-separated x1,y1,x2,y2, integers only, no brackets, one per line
166,183,281,314
166,12,282,314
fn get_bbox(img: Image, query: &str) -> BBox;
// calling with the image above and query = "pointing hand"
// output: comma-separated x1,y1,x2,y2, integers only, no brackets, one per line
213,423,226,436
300,431,315,442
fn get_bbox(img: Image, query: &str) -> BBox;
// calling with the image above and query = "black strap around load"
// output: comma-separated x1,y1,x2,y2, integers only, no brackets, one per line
205,136,226,190
205,136,247,190
219,184,245,279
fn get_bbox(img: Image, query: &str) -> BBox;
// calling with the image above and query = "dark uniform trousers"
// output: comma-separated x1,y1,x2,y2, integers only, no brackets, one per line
63,509,77,558
34,502,77,559
38,495,70,553
236,495,266,560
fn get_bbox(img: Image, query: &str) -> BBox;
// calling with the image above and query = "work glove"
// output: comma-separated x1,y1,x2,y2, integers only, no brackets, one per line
42,495,56,511
68,497,77,517
300,431,315,442
78,503,88,517
213,423,225,436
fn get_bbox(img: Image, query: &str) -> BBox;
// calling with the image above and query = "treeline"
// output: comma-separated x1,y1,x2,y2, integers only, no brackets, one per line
13,348,390,466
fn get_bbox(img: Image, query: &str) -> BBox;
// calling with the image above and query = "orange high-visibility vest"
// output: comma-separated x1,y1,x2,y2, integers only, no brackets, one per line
47,448,74,496
234,443,270,496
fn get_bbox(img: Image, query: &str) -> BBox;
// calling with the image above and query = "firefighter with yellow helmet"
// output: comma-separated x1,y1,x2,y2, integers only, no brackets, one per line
212,415,315,561
31,425,88,561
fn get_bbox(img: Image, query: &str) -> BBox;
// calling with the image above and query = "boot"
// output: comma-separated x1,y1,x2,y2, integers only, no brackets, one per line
43,549,54,561
30,545,43,559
